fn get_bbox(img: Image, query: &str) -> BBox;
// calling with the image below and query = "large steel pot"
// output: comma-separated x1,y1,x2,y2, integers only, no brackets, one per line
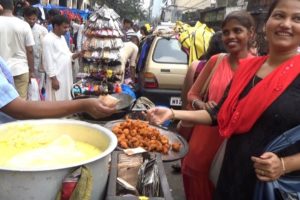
0,119,117,200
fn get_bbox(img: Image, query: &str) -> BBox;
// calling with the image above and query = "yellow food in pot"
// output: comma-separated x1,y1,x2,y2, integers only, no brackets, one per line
0,124,102,169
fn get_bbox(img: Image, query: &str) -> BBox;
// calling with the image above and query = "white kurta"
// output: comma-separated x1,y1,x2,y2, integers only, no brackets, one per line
42,32,73,101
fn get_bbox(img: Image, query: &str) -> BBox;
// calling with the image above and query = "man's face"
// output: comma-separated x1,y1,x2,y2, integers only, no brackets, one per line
55,22,70,36
25,14,37,28
123,22,131,30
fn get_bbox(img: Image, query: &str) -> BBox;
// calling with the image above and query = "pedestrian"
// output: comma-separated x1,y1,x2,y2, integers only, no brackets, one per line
43,15,81,101
181,11,255,200
46,8,60,32
0,0,35,99
139,25,149,42
119,38,139,85
122,18,134,42
23,6,48,98
46,8,71,48
146,0,300,199
0,56,115,124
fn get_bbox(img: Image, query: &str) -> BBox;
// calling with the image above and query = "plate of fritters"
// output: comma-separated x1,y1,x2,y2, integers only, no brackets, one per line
104,119,188,161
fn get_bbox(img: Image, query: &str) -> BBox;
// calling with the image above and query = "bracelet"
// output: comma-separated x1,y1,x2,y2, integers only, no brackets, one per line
280,157,286,175
170,108,175,120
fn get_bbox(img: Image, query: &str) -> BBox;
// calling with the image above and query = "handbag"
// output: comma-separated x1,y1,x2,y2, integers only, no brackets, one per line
199,53,226,102
178,53,226,141
209,139,227,186
254,125,300,200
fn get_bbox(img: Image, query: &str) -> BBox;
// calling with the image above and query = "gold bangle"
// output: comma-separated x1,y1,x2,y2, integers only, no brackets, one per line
170,108,175,120
280,157,286,175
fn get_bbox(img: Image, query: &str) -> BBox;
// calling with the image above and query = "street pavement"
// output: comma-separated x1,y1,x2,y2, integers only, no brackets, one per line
164,160,186,200
162,120,186,200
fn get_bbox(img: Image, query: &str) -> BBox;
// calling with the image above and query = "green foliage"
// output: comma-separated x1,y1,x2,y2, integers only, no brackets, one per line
95,0,147,20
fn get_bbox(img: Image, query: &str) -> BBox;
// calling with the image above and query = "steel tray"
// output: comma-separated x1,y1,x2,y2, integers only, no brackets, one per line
104,120,189,162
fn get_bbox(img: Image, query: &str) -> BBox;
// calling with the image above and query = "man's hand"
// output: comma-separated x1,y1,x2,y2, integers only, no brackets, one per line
72,51,84,60
51,77,60,90
29,71,35,79
85,98,116,119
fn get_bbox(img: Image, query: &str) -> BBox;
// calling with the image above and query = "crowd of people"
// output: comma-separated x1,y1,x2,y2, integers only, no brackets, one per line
0,0,150,102
1,0,300,199
0,0,154,123
0,0,118,123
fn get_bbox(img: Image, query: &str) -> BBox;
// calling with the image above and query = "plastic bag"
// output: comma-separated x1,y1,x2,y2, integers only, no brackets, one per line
28,78,41,101
136,157,160,197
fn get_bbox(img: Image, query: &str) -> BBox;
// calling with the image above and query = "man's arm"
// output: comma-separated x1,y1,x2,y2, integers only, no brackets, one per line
25,45,35,78
1,97,115,119
24,22,35,78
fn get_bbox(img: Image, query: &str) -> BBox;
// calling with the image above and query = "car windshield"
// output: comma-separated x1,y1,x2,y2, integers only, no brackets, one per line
153,38,188,64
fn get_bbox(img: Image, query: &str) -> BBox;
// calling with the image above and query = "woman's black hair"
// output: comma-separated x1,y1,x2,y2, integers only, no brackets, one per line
201,31,227,60
265,0,280,22
222,10,255,31
140,25,149,36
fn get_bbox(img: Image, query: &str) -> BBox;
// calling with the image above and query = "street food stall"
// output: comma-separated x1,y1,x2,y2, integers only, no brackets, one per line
0,104,188,199
0,5,188,200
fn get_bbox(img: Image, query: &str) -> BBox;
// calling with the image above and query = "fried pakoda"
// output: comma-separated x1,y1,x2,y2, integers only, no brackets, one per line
112,119,181,154
171,142,181,152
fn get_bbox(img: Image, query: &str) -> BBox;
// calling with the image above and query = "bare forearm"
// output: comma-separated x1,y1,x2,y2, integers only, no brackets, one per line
282,153,300,174
173,109,212,125
2,98,86,119
26,46,34,73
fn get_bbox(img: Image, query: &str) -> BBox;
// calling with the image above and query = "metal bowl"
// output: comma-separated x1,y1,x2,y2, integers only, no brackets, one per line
0,119,117,200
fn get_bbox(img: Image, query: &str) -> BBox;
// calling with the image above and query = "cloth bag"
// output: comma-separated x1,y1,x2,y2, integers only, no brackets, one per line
209,139,227,186
254,125,300,200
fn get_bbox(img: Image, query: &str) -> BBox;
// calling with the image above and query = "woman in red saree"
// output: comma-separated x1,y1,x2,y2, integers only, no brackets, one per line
181,11,255,200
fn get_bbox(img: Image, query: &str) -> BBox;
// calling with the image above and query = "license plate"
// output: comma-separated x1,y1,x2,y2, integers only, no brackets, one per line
170,97,182,106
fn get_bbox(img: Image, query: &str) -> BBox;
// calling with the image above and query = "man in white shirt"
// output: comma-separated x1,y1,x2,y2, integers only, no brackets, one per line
119,40,139,84
43,15,81,101
24,6,48,97
0,0,35,99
